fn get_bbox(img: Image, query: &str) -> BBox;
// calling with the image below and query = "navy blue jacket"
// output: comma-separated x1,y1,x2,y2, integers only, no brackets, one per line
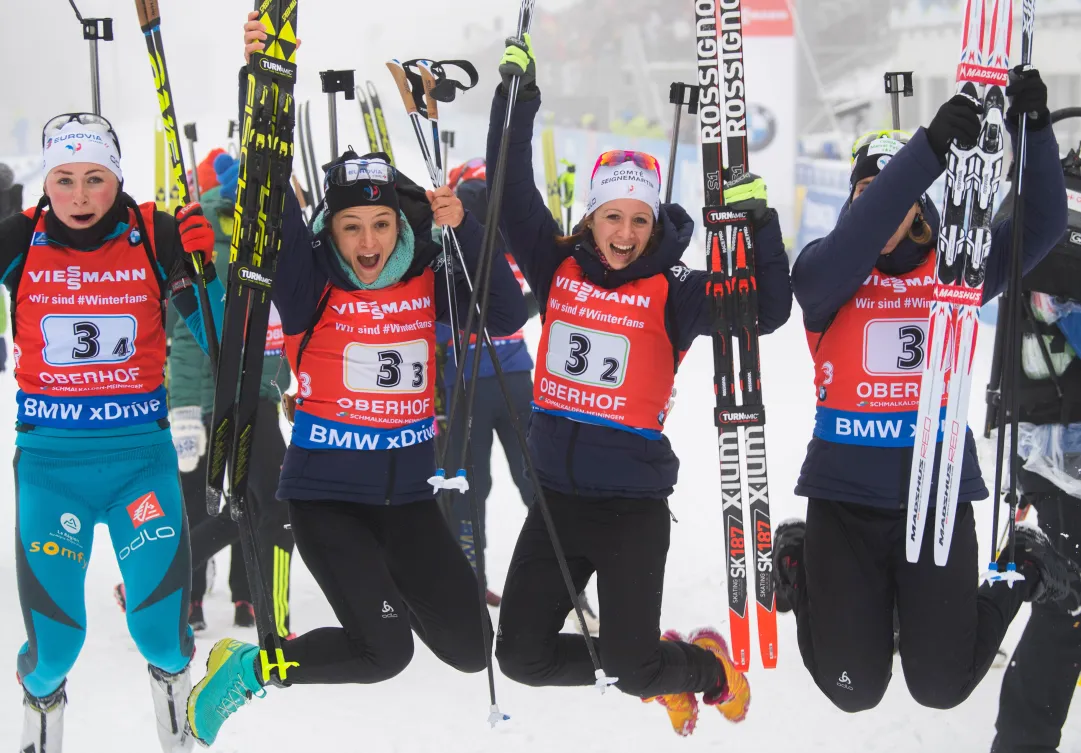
435,320,534,385
793,125,1069,509
488,90,793,499
272,185,528,505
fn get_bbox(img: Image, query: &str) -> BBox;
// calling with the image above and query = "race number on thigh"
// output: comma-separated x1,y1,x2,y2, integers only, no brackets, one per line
344,340,428,393
545,322,629,388
41,314,138,367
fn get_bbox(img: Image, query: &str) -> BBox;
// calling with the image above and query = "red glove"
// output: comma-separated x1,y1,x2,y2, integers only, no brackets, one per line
176,203,215,265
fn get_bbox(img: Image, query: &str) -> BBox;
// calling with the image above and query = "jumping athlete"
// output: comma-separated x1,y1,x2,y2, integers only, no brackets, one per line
487,37,792,736
184,17,528,745
776,72,1081,714
3,114,223,752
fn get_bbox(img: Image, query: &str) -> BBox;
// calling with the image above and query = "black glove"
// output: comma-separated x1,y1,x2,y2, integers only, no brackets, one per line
926,94,983,163
1007,66,1051,131
498,34,538,102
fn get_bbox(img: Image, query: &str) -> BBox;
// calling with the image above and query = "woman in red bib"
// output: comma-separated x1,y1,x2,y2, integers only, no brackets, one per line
779,78,1081,713
0,113,223,751
488,38,792,736
186,18,528,745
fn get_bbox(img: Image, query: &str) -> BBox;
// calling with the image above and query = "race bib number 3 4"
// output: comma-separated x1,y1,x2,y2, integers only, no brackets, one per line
546,322,628,388
41,314,137,367
344,340,428,393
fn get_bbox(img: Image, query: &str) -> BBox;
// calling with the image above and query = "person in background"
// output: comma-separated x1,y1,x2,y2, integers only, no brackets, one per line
990,147,1081,753
0,162,19,375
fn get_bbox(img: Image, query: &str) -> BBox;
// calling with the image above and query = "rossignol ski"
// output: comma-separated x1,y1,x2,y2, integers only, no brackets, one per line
694,0,776,672
906,0,1013,566
367,81,396,165
134,0,219,370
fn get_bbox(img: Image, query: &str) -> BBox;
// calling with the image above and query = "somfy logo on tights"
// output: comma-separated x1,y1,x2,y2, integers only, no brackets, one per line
381,601,398,619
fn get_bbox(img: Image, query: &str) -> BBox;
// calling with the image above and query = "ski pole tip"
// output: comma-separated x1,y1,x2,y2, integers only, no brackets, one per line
594,669,619,694
487,704,510,727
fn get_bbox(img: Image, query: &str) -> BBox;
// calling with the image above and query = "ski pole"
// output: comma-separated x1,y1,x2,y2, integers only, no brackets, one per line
665,82,699,204
133,0,220,373
320,69,355,161
883,71,913,131
68,2,113,116
442,130,456,175
987,0,1036,584
183,123,201,202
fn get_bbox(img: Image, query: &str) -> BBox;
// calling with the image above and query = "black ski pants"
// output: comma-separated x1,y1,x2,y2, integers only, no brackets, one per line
279,497,489,685
443,371,534,584
185,400,294,635
993,491,1081,753
795,498,1026,713
496,489,723,698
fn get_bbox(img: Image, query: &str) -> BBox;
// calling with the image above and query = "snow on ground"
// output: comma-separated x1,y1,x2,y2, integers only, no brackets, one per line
1,308,1077,752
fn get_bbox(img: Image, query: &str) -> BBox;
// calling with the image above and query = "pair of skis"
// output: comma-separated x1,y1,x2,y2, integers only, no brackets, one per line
296,101,321,213
204,0,301,678
906,0,1019,568
357,81,396,163
694,0,777,672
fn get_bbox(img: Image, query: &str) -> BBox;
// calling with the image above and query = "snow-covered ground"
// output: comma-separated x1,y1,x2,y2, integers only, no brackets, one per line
2,304,1076,752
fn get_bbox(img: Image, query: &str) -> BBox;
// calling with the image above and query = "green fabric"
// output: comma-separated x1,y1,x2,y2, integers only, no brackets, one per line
316,209,416,291
0,285,8,335
500,32,534,72
167,186,289,415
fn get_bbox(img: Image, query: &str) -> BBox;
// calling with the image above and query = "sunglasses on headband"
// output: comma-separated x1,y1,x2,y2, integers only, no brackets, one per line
42,113,122,158
324,159,396,191
592,150,661,182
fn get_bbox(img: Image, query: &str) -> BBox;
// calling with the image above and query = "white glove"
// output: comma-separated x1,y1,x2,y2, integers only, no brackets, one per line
171,406,207,473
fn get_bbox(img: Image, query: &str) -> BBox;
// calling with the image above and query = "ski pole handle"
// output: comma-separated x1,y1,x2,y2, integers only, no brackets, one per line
419,61,441,124
386,60,418,115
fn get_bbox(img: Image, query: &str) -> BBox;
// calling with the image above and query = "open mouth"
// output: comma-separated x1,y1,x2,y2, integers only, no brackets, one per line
71,213,96,225
356,253,381,270
609,242,636,260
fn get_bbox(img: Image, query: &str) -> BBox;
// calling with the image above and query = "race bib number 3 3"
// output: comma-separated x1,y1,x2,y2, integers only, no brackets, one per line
546,322,629,388
343,340,428,393
41,314,137,367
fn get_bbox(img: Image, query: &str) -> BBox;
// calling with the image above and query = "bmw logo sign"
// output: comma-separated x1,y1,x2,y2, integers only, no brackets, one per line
748,104,777,152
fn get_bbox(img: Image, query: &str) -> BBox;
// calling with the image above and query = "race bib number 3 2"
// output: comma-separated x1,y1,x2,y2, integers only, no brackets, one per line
344,340,428,393
41,314,138,367
546,322,629,388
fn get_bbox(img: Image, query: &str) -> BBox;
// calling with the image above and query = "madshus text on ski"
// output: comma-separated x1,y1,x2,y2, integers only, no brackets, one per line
5,0,1079,750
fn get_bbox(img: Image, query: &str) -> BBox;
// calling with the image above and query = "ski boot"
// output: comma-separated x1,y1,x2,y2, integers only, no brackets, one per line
187,639,265,746
189,601,207,633
689,628,751,723
642,630,698,736
149,664,194,752
233,601,256,628
772,519,805,614
1007,523,1081,612
21,681,66,753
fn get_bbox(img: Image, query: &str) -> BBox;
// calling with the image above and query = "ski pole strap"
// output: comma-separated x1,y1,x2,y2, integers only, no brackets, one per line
401,59,479,113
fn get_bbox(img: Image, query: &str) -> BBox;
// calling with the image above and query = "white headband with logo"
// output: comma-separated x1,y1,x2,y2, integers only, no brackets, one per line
586,162,661,219
43,122,123,183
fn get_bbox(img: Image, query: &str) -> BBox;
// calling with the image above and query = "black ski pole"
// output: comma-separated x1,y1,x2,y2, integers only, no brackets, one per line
442,130,456,174
883,71,914,131
665,82,699,204
69,1,113,116
320,69,355,160
183,123,201,202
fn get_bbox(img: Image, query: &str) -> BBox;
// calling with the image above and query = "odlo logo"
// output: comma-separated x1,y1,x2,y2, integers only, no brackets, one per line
837,671,853,691
381,601,398,619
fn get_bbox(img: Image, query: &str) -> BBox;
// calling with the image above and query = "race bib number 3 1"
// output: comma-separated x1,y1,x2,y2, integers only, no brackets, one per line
41,314,137,367
344,340,428,393
863,319,927,375
546,322,629,388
